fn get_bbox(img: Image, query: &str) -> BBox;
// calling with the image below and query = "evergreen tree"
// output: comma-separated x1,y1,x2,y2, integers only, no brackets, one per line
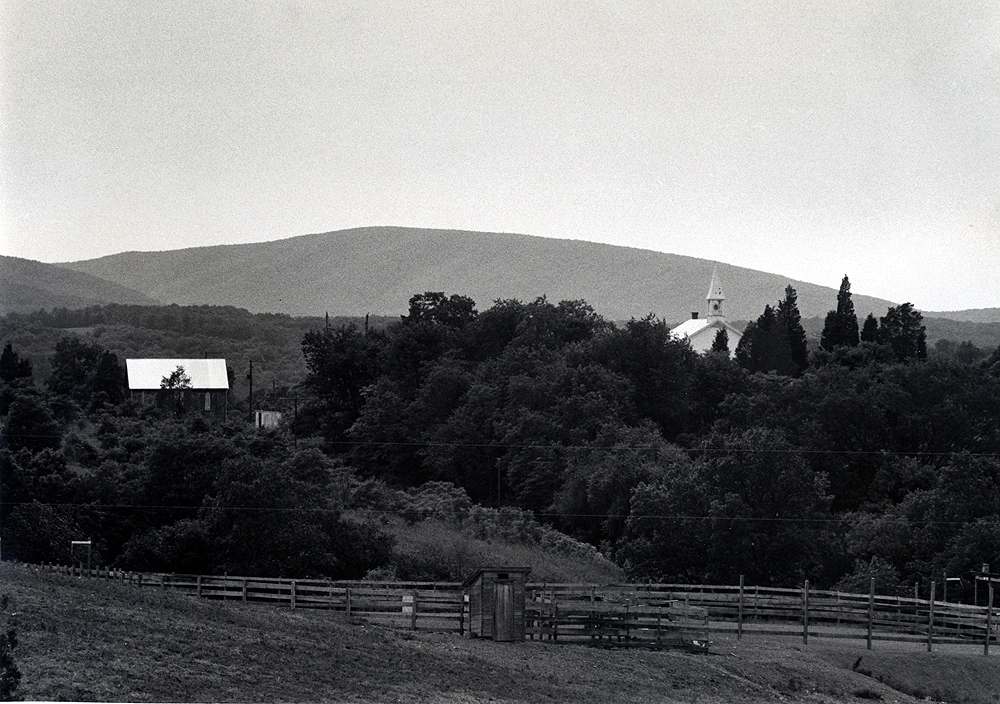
860,313,880,342
776,285,808,373
820,276,860,350
0,343,32,383
710,327,730,355
735,305,797,376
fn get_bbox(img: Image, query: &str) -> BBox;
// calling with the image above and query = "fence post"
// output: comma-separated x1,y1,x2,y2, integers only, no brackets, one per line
927,581,935,652
242,578,248,602
291,581,297,610
197,575,203,599
553,601,559,642
411,589,418,630
347,587,352,619
867,577,874,650
737,575,744,641
656,604,662,644
987,583,994,657
802,580,810,645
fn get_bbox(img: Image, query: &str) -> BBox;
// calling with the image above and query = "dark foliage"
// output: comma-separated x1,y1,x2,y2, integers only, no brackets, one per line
820,276,860,351
879,303,927,361
2,290,999,594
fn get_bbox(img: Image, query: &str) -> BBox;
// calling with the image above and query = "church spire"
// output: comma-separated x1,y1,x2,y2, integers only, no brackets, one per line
706,266,725,321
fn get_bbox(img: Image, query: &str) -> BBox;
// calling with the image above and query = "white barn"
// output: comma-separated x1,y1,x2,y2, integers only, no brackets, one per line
126,358,230,417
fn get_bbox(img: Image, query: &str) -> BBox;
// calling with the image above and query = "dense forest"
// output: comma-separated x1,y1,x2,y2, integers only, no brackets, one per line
2,281,1000,601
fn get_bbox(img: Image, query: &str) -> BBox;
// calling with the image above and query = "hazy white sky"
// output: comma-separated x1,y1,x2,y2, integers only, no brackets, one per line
2,0,998,310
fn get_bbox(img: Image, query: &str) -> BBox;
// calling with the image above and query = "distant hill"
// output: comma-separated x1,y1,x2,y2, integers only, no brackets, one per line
56,227,904,323
0,256,159,314
922,308,1000,323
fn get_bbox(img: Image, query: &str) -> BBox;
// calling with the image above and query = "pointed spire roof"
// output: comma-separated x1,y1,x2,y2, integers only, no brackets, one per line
706,266,725,301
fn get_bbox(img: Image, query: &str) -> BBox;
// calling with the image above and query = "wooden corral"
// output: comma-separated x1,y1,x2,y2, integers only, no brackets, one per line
526,585,710,652
26,564,1000,654
462,567,530,642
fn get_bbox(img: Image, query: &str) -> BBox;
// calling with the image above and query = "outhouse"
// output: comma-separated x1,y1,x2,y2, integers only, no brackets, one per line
462,567,530,642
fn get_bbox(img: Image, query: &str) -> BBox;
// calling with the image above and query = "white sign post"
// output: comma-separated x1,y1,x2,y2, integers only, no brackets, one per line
70,539,92,573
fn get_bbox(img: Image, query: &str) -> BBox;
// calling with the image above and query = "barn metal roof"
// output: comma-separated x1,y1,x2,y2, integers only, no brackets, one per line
126,359,229,390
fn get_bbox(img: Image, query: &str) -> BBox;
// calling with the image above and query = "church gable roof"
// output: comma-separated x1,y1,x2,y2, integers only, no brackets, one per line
671,318,712,339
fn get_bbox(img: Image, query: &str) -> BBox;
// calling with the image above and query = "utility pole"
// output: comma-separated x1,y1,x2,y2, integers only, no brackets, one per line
247,360,255,425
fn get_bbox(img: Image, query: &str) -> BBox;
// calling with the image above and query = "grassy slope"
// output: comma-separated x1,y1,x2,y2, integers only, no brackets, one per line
4,563,999,704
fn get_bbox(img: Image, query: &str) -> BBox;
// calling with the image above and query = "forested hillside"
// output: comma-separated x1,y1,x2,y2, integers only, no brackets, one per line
2,285,1000,599
0,256,158,314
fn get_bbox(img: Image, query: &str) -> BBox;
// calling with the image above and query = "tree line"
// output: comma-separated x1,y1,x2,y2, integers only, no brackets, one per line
2,281,1000,597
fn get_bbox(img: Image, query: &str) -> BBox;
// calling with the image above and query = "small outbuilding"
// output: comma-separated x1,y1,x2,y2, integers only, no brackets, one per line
463,567,531,642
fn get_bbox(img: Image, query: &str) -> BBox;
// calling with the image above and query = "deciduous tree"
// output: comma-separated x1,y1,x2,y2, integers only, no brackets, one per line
879,303,927,361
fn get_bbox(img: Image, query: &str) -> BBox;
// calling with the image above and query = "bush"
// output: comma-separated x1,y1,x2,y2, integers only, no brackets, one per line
0,501,83,565
834,556,910,596
117,520,212,574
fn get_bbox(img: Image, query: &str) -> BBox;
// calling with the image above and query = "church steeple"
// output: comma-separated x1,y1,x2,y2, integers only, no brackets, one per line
706,266,725,321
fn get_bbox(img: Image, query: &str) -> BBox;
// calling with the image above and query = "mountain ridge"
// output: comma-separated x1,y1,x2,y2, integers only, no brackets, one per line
3,227,996,325
0,255,159,314
53,226,904,323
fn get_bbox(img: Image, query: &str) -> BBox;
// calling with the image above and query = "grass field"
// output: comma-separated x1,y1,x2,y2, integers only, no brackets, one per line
3,562,999,703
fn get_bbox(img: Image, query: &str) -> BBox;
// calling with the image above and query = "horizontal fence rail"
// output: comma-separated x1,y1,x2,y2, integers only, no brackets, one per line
23,563,1000,654
526,586,710,651
526,582,999,651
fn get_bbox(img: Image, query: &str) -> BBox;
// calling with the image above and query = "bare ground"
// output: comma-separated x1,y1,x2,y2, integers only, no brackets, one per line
4,564,998,703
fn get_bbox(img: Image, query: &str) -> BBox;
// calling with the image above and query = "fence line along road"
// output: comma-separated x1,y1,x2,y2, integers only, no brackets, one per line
25,563,1000,655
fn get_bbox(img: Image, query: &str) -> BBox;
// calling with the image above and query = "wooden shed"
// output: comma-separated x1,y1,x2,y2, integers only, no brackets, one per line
463,567,530,642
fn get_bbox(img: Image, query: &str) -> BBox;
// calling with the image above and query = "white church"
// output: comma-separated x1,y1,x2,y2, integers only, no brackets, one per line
670,267,743,356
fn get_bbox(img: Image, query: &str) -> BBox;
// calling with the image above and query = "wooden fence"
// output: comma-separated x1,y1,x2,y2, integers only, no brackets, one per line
526,585,710,651
37,565,467,633
530,581,999,652
28,563,1000,654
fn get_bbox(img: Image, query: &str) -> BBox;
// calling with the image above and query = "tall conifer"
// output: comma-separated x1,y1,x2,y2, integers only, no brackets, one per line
860,313,880,342
776,285,808,373
820,276,860,350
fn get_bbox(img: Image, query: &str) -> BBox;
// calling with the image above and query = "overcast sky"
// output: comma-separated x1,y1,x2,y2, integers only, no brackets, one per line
2,1,998,310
